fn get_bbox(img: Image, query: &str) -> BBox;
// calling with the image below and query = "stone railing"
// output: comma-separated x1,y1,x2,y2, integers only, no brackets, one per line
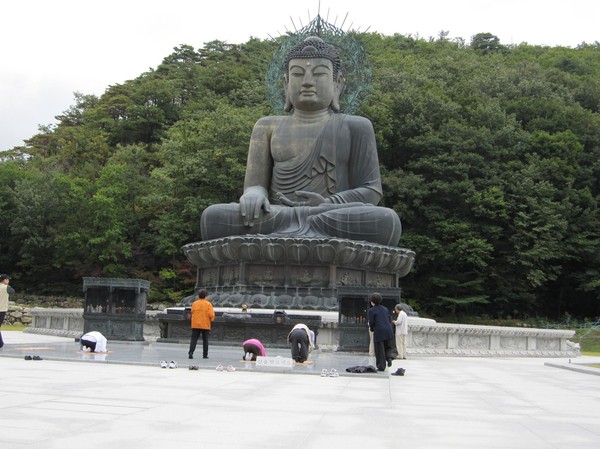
24,308,84,338
23,308,162,341
21,307,580,357
408,322,579,357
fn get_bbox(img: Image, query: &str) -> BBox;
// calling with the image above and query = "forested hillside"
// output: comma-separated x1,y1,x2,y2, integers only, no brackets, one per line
1,33,599,321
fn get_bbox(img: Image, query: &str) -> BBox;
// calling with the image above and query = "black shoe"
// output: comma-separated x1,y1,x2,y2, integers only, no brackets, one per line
392,368,405,376
188,353,193,359
32,355,43,361
203,355,208,359
387,358,392,367
189,365,200,370
24,355,32,360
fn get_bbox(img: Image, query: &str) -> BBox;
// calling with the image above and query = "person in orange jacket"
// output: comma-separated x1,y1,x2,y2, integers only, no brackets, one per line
188,289,215,359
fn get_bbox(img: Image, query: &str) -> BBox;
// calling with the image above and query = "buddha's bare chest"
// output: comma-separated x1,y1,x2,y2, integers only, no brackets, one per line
270,123,323,162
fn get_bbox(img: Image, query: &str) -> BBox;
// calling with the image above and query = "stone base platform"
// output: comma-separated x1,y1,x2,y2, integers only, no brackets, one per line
157,307,330,349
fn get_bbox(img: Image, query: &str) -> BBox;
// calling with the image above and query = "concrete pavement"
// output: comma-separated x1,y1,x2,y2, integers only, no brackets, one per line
1,331,599,449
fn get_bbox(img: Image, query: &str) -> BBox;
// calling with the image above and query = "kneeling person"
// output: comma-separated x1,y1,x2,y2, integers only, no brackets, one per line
288,323,315,363
80,331,108,353
242,338,266,361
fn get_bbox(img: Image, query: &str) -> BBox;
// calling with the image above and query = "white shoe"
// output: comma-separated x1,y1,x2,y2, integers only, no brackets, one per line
168,361,178,369
226,364,236,372
160,360,168,368
320,369,328,377
215,364,224,371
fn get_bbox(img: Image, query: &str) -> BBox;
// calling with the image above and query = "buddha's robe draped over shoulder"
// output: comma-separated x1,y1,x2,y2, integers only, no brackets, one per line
269,114,383,205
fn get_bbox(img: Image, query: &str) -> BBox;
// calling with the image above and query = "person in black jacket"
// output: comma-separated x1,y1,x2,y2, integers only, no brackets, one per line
367,292,394,371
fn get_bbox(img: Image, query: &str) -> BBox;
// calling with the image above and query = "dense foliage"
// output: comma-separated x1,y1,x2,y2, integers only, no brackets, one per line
1,33,599,320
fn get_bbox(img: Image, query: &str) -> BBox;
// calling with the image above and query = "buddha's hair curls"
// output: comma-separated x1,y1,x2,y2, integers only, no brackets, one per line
285,36,341,79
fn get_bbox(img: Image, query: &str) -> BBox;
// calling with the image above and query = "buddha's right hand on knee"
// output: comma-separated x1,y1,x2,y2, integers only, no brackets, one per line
240,186,271,226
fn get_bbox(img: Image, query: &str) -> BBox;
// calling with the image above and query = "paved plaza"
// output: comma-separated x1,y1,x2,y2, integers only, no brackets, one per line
1,331,599,449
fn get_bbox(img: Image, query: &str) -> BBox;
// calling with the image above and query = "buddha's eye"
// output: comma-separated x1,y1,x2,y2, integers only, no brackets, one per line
313,65,331,77
290,68,305,77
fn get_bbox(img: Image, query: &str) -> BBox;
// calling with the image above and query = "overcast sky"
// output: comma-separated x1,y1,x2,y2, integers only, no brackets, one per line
1,0,598,151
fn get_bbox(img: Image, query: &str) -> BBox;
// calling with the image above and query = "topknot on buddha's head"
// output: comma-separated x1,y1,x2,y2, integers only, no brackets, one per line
285,36,341,79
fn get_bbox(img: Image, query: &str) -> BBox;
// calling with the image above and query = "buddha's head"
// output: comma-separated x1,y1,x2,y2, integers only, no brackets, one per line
284,36,345,112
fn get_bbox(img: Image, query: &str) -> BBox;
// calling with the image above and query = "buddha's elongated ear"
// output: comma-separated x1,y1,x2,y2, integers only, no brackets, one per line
331,73,345,112
283,74,293,112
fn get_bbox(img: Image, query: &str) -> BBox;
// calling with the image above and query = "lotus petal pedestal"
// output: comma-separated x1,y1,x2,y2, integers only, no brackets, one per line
181,236,415,311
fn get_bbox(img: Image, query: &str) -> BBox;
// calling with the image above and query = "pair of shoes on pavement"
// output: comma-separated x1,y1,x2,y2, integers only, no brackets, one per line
215,364,235,372
321,369,339,377
160,360,178,369
391,368,406,376
24,355,43,360
189,365,200,370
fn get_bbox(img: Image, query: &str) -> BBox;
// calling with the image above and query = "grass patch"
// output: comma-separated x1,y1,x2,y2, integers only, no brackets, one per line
571,328,600,354
1,324,27,331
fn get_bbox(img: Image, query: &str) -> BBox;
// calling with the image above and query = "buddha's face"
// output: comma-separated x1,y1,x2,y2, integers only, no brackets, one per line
286,57,336,112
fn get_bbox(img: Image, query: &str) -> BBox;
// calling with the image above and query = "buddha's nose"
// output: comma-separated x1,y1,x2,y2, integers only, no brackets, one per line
302,73,314,85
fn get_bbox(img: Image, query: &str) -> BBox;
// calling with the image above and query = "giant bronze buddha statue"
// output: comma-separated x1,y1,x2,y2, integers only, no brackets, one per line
200,36,401,247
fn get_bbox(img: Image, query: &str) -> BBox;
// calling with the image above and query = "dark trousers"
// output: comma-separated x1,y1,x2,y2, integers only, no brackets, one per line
80,338,96,352
0,311,5,347
189,329,210,358
374,338,394,371
290,328,309,363
243,343,260,361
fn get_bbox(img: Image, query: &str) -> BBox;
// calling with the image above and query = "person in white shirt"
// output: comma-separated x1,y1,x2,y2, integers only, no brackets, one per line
80,331,108,353
392,304,408,359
